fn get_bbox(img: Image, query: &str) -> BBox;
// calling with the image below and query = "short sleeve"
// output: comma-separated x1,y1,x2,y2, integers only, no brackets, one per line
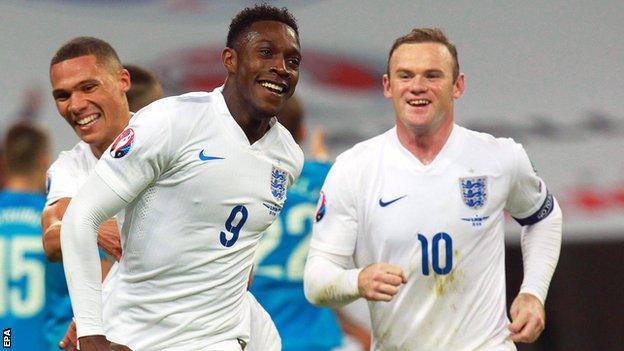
310,154,359,256
46,155,78,206
505,143,554,225
95,104,178,202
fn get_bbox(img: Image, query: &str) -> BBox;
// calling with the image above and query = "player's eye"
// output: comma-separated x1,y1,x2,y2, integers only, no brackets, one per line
288,57,301,68
83,84,97,92
53,92,70,102
259,48,272,57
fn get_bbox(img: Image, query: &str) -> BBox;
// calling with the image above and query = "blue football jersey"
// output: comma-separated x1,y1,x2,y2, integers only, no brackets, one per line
44,260,72,350
251,160,343,351
0,190,47,350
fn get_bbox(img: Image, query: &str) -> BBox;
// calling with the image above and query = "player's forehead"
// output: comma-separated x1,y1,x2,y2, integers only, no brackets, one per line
389,42,454,73
50,55,113,88
240,21,300,52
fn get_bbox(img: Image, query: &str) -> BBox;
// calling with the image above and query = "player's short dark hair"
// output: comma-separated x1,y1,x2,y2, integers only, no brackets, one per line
125,64,164,112
277,95,303,144
226,4,299,50
50,36,122,72
387,28,460,82
2,122,49,175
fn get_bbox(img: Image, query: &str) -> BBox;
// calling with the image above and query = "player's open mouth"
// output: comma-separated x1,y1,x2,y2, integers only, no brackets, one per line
407,99,430,107
259,81,287,95
75,114,100,127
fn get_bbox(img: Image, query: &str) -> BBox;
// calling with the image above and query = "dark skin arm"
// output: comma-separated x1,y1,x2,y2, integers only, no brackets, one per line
41,197,122,261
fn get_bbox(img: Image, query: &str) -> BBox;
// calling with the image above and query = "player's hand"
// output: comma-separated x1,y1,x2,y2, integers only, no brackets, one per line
58,320,77,350
358,263,407,302
508,292,546,343
76,335,110,351
97,218,122,261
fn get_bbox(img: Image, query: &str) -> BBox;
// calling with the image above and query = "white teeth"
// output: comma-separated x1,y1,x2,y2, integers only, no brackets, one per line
76,114,98,126
408,99,429,106
260,82,284,93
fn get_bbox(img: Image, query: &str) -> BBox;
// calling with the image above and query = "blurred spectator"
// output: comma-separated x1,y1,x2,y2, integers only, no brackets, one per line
124,64,164,113
0,122,50,350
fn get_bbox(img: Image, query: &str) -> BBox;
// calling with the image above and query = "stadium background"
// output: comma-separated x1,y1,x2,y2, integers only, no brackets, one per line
1,1,622,349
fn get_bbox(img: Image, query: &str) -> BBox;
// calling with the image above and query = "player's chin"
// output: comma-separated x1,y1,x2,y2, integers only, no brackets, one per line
255,99,286,118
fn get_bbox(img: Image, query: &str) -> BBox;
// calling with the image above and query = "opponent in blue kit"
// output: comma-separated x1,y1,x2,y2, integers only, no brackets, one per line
251,97,343,351
0,123,50,350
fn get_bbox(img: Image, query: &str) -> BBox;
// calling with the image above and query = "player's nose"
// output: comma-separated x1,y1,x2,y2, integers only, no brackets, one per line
68,92,88,114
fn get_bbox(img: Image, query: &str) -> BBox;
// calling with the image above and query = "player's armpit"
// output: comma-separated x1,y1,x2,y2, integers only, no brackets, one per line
41,197,71,261
508,292,545,343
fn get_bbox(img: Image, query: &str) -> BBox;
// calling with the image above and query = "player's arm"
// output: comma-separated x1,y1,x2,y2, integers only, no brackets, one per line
61,173,130,350
509,198,562,343
506,143,563,343
335,309,371,351
304,247,406,307
41,197,70,261
41,197,122,261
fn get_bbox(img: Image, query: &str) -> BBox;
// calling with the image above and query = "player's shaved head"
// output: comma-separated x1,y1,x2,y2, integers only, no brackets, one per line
387,28,460,82
226,4,299,51
50,36,123,73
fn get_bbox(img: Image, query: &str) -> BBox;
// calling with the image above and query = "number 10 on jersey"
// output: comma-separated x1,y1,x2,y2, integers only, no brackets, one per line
416,232,453,275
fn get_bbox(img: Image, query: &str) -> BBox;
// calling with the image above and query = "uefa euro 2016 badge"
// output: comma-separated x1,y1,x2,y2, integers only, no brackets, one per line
460,176,487,209
270,166,288,202
110,128,135,158
315,191,326,222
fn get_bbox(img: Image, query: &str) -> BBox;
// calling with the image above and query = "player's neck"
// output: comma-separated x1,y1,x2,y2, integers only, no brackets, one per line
222,84,271,144
4,175,44,193
397,119,454,165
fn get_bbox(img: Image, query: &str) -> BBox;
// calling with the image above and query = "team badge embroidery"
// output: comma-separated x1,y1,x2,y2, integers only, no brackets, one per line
315,191,326,222
460,176,487,209
270,166,288,201
110,128,135,158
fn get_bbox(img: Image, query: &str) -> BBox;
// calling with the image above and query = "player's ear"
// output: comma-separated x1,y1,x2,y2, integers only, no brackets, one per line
222,47,238,74
382,74,392,99
119,68,131,94
453,73,465,99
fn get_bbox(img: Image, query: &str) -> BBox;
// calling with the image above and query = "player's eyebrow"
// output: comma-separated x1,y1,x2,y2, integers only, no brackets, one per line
52,79,99,99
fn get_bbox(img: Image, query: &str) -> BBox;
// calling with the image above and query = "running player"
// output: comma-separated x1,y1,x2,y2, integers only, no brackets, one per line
304,28,562,350
57,4,303,351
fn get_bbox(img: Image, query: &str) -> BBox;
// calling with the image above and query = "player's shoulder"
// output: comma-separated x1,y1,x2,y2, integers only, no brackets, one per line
50,141,93,170
460,125,522,155
275,121,304,158
334,129,389,168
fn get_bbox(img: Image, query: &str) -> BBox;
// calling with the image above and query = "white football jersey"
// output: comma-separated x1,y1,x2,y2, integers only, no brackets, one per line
311,125,553,351
94,87,303,350
46,141,98,206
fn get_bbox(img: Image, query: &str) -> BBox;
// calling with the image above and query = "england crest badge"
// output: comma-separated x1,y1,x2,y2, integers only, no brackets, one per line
460,176,487,209
270,166,288,202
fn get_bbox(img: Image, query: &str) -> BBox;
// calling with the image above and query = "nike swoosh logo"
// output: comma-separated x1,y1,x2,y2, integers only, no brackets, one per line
199,150,225,161
379,195,406,207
